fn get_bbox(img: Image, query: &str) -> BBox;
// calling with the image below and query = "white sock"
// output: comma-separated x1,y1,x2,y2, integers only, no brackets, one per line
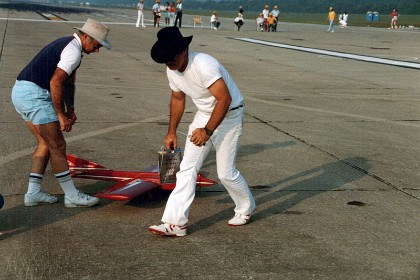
27,173,43,194
55,170,78,197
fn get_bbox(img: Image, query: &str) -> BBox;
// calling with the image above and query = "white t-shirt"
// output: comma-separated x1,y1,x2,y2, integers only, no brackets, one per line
343,14,348,22
211,14,217,23
262,9,269,19
152,3,161,13
57,34,82,76
167,51,243,113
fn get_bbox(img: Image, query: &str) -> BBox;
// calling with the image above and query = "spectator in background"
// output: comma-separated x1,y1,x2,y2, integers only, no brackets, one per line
211,10,221,30
152,0,161,28
135,0,146,28
234,12,244,31
326,6,335,33
338,11,343,23
169,2,176,25
174,0,183,28
267,13,277,32
256,13,264,32
339,11,348,28
164,2,171,26
343,12,348,24
390,8,400,29
238,6,244,15
271,5,280,31
262,4,269,31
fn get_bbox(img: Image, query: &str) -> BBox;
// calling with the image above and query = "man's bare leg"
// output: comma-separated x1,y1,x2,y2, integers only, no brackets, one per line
34,121,99,207
24,121,58,206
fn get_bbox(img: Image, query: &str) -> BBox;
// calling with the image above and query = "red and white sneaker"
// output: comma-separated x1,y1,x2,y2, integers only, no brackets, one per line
148,223,187,237
228,212,252,226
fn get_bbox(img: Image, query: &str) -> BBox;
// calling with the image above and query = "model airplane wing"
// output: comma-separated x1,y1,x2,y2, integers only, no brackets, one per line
94,177,160,201
66,154,218,201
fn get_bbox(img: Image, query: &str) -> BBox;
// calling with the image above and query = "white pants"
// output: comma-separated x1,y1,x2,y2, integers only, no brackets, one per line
162,107,256,226
136,11,144,27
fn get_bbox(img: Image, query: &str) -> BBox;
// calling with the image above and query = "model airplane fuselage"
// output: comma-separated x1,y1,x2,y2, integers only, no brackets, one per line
66,154,217,201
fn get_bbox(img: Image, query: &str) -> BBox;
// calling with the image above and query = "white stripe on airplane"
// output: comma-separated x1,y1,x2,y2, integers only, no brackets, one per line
76,175,132,181
234,38,420,70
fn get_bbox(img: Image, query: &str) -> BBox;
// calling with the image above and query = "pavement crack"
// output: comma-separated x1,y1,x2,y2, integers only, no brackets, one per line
245,112,419,200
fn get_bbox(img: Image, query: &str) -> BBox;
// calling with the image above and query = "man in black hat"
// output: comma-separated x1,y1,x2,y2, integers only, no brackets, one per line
149,27,256,237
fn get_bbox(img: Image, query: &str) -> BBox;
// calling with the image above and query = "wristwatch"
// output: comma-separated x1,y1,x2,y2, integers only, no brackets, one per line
204,127,213,136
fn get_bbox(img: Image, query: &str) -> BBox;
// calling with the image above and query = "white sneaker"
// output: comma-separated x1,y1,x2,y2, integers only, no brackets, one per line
64,191,99,208
149,223,187,237
228,212,253,226
24,190,58,206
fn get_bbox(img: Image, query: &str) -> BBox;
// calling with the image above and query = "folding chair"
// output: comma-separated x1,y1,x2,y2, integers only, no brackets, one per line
193,16,203,29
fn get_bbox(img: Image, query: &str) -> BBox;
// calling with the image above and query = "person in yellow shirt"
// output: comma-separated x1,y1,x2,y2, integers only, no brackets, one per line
326,6,336,33
267,13,277,32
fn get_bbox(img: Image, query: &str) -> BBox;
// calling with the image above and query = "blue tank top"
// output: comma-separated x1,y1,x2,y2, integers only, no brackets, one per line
17,36,80,91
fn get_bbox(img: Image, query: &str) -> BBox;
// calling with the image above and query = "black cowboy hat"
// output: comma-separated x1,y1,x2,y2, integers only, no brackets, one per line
151,27,193,63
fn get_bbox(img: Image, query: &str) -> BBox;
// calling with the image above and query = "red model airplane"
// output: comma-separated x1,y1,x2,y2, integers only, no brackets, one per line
66,154,217,201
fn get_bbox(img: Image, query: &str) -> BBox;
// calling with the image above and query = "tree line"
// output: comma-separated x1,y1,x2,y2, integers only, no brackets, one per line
81,0,420,15
184,0,419,15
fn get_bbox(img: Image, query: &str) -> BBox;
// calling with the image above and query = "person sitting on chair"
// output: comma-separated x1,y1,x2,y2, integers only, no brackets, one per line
267,13,277,32
211,10,221,30
234,12,244,31
256,13,264,31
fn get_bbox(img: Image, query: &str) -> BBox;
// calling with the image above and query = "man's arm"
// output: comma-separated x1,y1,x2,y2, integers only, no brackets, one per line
190,78,232,146
165,90,186,150
63,72,77,125
50,67,73,132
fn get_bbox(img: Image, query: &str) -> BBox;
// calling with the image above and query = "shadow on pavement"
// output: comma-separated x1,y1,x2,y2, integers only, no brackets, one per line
189,157,371,234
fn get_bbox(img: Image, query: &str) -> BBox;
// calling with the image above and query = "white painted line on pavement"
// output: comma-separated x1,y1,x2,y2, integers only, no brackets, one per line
234,38,420,70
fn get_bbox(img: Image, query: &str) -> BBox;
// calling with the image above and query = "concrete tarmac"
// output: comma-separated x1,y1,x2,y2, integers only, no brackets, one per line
0,4,419,280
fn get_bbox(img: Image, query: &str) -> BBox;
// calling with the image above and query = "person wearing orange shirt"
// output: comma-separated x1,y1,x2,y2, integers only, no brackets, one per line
267,13,277,32
326,6,336,33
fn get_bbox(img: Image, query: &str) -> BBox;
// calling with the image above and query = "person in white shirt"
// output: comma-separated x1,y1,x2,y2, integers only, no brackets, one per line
149,27,256,237
262,4,269,31
234,12,244,31
271,5,280,31
11,19,111,208
211,10,221,30
256,13,264,31
339,11,348,28
135,0,146,28
152,0,161,27
174,0,182,28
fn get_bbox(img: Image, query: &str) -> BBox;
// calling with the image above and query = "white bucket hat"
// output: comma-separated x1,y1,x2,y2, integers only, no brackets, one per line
74,18,112,50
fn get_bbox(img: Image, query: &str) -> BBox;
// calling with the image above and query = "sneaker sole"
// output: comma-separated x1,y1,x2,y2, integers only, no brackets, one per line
228,219,250,226
64,203,99,208
64,201,99,208
24,200,58,207
148,228,187,237
228,209,255,226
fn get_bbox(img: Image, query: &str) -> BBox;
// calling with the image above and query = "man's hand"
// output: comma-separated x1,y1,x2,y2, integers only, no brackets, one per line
190,128,210,147
165,132,178,150
66,108,77,125
58,113,73,132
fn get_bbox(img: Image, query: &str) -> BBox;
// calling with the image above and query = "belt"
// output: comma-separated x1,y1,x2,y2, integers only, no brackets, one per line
229,104,243,111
